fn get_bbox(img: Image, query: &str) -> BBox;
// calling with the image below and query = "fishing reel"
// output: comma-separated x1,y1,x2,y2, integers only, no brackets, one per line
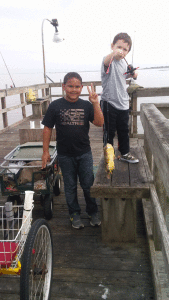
126,64,138,76
124,64,139,80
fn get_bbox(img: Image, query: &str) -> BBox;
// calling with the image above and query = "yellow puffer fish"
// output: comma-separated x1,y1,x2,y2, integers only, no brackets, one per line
104,143,115,177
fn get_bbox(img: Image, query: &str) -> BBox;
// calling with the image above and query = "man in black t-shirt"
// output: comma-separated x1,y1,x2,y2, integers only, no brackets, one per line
42,72,104,229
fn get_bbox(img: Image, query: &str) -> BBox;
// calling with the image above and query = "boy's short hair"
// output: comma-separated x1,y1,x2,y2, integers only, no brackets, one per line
63,72,82,84
112,33,132,51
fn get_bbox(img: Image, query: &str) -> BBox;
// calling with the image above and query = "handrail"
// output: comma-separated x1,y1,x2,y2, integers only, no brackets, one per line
0,82,169,134
140,102,169,282
0,84,51,130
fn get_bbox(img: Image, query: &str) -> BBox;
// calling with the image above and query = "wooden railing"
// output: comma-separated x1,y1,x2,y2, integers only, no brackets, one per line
0,82,169,136
140,103,169,296
0,84,51,131
130,87,169,138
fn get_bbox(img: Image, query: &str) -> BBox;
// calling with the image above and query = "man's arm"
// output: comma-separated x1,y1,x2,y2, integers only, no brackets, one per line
42,126,52,168
87,84,104,127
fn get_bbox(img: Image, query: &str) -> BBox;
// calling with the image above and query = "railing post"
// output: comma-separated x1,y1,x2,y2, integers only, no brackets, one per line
20,93,26,119
42,89,45,98
1,97,8,128
45,87,49,96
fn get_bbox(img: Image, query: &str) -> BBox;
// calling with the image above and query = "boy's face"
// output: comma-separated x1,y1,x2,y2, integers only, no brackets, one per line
62,78,83,102
111,39,130,60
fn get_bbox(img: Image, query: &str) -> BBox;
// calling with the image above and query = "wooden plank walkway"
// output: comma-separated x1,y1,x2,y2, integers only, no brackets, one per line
0,119,155,299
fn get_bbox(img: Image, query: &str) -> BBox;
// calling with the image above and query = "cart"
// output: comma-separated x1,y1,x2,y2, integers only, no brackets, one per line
0,142,61,220
0,193,53,299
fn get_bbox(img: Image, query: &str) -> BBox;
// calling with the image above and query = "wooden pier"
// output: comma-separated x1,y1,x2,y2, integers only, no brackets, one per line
0,119,155,299
0,83,169,299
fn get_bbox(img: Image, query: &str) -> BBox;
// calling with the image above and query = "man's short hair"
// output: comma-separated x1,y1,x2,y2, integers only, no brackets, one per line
112,33,132,51
63,72,82,84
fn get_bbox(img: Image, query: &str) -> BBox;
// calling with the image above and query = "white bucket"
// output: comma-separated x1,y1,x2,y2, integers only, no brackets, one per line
40,121,44,129
21,191,34,241
30,121,35,129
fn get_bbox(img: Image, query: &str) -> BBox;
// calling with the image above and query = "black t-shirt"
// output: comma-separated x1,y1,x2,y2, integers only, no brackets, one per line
42,97,94,157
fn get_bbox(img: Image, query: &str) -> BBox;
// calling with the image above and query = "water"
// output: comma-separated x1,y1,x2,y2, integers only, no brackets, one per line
0,68,169,132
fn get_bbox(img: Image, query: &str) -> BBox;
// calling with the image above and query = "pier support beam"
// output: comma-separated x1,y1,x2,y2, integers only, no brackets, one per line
101,197,136,243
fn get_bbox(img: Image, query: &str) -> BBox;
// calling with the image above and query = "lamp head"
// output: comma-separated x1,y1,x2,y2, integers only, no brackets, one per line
51,19,59,27
53,31,64,43
51,19,64,43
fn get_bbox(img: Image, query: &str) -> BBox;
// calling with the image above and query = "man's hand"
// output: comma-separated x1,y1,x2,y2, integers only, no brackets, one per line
87,83,99,104
42,151,51,169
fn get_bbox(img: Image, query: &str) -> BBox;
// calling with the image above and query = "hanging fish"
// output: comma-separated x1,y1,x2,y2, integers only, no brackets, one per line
104,143,115,178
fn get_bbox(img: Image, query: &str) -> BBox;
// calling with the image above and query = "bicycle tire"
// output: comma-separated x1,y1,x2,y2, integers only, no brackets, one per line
53,174,61,196
44,194,53,220
20,218,53,300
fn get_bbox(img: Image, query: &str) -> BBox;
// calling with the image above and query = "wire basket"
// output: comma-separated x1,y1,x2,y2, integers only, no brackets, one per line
0,203,33,272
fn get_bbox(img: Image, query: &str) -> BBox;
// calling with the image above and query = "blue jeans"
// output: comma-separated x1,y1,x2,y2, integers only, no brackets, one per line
58,151,98,216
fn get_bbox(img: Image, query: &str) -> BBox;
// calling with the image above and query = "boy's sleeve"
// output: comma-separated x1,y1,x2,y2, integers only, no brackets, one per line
101,57,109,74
101,58,110,88
42,102,56,128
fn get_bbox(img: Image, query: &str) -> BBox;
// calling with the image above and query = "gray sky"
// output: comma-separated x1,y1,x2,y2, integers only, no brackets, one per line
1,0,169,75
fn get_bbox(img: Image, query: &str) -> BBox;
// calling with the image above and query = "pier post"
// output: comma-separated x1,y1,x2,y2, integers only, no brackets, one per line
20,93,26,119
1,97,8,128
101,197,137,243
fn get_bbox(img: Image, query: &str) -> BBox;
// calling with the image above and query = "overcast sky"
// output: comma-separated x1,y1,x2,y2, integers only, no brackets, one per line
0,0,169,76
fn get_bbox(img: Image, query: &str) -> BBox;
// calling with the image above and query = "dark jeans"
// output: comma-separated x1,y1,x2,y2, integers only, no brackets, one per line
58,151,98,216
103,101,129,155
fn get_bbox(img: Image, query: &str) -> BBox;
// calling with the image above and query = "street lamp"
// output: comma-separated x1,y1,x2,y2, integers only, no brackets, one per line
42,19,64,83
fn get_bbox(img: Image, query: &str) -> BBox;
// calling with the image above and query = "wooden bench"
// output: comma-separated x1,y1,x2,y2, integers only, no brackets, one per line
90,145,152,243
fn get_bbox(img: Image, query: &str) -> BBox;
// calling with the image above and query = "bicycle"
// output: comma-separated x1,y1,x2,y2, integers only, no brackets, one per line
0,191,53,299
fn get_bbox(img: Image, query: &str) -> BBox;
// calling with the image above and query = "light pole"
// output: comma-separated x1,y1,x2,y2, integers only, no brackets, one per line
42,19,64,83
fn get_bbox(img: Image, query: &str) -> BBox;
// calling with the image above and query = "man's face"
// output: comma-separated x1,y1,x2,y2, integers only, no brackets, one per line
111,39,130,59
62,78,83,102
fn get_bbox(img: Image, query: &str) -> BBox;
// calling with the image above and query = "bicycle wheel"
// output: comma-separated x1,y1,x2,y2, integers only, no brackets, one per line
20,218,53,300
53,174,61,196
44,194,53,220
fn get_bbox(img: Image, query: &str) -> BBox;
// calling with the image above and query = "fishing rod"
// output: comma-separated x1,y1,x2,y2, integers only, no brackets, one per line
0,51,16,88
123,31,139,77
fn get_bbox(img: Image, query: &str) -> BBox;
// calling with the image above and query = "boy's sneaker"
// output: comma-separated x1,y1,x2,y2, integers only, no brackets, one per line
70,213,84,229
120,152,139,164
89,213,101,227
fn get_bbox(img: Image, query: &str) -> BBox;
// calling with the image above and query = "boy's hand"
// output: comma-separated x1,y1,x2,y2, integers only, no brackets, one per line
132,71,138,80
42,151,51,169
113,48,124,61
87,83,99,104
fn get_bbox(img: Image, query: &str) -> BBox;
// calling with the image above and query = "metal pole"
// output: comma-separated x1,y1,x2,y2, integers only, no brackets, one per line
42,19,47,83
41,18,63,83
